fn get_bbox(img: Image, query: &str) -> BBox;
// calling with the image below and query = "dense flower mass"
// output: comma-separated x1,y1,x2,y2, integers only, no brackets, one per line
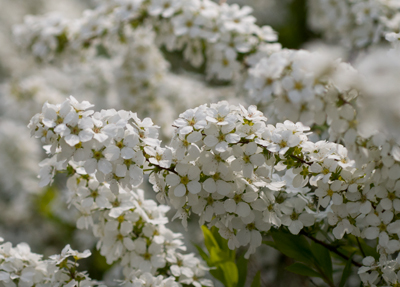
26,90,400,285
27,96,212,286
4,0,400,286
0,238,103,287
13,0,278,80
308,0,400,49
244,49,358,128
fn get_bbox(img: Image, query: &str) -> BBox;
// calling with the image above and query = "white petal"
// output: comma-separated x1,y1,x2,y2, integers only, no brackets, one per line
250,154,265,166
187,131,202,143
187,181,201,194
188,165,200,180
224,199,236,213
213,140,227,152
166,174,180,187
104,145,120,161
65,134,80,146
236,202,251,217
365,227,379,240
98,159,112,174
332,193,343,205
288,220,303,235
216,180,231,196
123,238,135,251
79,130,93,142
174,184,186,197
204,135,218,147
226,133,240,143
121,147,135,159
84,158,97,174
180,126,193,135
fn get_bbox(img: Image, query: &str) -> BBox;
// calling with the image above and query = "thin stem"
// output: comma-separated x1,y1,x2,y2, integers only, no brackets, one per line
300,231,362,267
309,278,319,287
356,237,366,258
290,154,312,166
143,151,178,174
313,264,335,287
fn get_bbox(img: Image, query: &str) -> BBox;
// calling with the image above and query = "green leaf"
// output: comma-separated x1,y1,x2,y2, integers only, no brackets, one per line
346,236,379,261
96,44,111,58
357,238,379,261
286,263,323,278
218,261,238,287
193,243,210,264
250,271,261,287
211,226,225,249
339,252,355,287
262,240,277,248
270,229,315,264
201,225,221,255
237,255,248,287
209,246,226,264
310,240,333,281
211,226,235,260
210,268,226,285
336,245,358,261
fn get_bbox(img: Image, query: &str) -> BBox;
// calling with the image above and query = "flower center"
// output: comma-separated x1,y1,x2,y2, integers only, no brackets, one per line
117,215,125,223
233,194,242,203
388,192,396,201
294,81,304,91
93,150,103,160
212,173,220,181
143,252,151,260
180,176,189,185
290,211,299,221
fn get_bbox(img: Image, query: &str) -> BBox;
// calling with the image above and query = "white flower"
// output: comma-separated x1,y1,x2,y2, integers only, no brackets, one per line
203,123,240,153
231,142,264,178
315,180,345,208
147,0,182,18
166,164,201,197
281,197,315,235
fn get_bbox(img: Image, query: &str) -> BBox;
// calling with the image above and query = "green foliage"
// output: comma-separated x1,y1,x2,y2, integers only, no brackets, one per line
56,31,68,54
195,226,255,287
285,263,323,278
250,271,261,287
35,186,58,218
269,229,315,264
349,236,379,260
339,252,356,287
236,255,248,287
266,229,335,286
310,240,333,282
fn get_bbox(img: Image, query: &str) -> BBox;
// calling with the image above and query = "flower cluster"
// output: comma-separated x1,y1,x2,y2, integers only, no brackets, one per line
28,96,212,286
13,0,278,80
154,101,367,256
66,173,212,287
308,0,400,49
28,98,358,257
0,238,103,287
29,91,400,285
112,27,169,119
244,48,357,130
358,255,400,286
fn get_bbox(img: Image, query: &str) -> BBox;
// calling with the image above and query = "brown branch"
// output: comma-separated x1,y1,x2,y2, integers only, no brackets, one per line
290,154,312,166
